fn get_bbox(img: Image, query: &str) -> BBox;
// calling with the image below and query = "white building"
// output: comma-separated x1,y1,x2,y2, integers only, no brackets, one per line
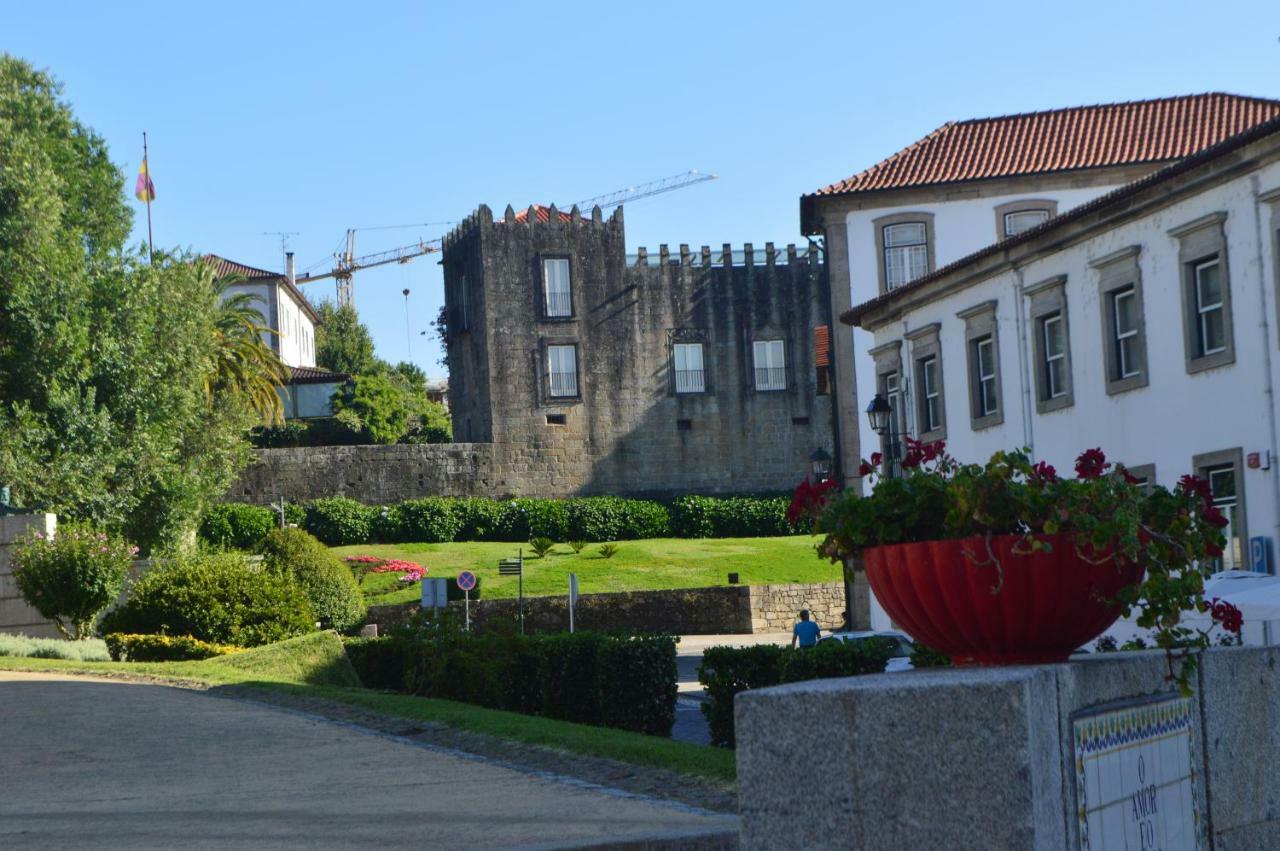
801,93,1280,485
207,253,346,419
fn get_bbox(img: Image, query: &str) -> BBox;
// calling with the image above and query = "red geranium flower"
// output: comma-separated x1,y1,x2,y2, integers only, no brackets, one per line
1030,461,1058,484
1074,448,1109,480
1116,465,1142,486
1178,474,1212,502
858,461,875,477
1201,504,1231,529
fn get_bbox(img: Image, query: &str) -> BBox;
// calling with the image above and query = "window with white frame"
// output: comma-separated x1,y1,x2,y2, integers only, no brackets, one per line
883,223,929,290
543,258,572,317
753,340,786,391
972,335,998,417
918,355,941,433
878,370,905,437
1206,463,1242,570
1041,313,1067,399
547,344,578,397
672,342,705,394
1112,286,1141,379
1003,209,1050,238
1194,258,1226,357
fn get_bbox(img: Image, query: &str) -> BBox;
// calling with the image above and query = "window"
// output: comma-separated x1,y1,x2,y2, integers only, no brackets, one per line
1194,449,1246,572
547,344,578,397
973,336,998,417
1171,212,1233,373
1193,259,1225,356
753,340,786,391
917,356,941,433
878,371,906,438
883,223,929,290
1003,209,1050,238
1042,313,1067,399
542,258,571,317
453,272,469,332
672,342,705,394
1112,287,1141,379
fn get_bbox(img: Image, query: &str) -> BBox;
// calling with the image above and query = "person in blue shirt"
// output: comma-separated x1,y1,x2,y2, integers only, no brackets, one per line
791,609,821,649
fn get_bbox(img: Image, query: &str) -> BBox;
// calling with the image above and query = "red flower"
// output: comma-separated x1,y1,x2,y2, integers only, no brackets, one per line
1201,504,1231,529
901,437,924,469
1074,448,1109,480
921,440,945,462
1030,461,1058,483
1178,474,1212,502
1204,540,1224,557
858,461,875,477
1205,597,1244,633
1116,465,1142,486
870,452,883,467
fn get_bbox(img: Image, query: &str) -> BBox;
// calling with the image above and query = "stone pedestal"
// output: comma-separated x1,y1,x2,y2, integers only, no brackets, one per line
735,647,1280,850
0,513,59,638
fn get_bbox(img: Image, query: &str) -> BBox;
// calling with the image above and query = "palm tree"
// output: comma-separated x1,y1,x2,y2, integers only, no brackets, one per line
196,259,289,424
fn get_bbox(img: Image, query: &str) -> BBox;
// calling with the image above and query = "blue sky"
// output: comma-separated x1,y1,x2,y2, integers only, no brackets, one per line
6,0,1277,378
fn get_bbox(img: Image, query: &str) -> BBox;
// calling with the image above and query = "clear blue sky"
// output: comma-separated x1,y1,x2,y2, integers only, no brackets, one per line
7,0,1277,378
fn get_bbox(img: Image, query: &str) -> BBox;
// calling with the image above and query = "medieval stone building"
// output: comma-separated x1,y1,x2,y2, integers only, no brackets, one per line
441,203,835,497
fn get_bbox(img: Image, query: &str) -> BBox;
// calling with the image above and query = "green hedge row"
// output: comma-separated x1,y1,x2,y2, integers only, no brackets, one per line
104,633,239,662
344,626,677,736
202,493,805,548
697,640,894,748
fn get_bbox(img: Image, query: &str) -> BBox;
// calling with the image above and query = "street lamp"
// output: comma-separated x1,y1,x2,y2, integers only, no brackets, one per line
865,393,900,478
810,447,832,482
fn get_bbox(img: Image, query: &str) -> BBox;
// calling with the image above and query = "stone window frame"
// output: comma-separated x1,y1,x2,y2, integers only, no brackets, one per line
868,340,904,469
873,212,936,295
956,300,1003,430
538,337,582,404
1169,212,1234,374
993,199,1059,241
905,323,946,442
538,254,576,321
1090,245,1149,396
671,341,709,396
1121,462,1157,495
1193,448,1248,570
1023,275,1074,414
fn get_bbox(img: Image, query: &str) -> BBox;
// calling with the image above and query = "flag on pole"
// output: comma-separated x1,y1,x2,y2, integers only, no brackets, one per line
134,158,155,202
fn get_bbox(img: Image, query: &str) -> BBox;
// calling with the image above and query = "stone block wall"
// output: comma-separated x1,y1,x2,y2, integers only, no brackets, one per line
0,514,59,639
367,580,858,636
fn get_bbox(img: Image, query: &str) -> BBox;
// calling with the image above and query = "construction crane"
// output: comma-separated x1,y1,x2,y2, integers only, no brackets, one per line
566,169,717,213
295,229,441,308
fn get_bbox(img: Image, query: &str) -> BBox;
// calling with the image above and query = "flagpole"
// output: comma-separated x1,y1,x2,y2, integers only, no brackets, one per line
143,132,154,263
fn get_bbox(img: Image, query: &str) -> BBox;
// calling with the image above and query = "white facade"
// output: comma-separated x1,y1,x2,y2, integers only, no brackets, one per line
853,137,1280,631
220,278,317,369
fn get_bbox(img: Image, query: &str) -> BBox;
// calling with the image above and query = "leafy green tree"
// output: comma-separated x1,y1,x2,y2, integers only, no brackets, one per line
315,302,376,375
330,374,411,443
0,55,265,552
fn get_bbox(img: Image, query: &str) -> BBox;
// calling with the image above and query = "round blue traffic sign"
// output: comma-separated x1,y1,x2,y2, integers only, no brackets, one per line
457,570,477,592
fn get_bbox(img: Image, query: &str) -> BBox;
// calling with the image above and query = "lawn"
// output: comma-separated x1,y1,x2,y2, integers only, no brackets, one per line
0,632,736,787
333,535,837,606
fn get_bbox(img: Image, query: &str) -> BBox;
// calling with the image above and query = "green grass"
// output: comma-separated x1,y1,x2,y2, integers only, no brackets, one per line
336,535,836,606
0,632,735,787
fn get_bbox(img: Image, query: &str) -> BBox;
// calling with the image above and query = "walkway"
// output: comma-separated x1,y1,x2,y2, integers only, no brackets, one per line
0,672,737,850
671,633,791,746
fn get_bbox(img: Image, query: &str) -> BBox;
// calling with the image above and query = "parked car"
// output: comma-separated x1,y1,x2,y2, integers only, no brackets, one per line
819,630,915,672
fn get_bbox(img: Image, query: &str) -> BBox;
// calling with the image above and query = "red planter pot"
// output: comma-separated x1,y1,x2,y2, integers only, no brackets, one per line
863,533,1144,666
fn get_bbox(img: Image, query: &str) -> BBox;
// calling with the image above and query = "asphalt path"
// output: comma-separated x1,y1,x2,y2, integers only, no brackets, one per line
0,672,737,850
671,633,792,746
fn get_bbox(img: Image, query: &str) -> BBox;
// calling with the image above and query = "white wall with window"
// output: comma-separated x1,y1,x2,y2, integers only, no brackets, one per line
851,152,1280,634
753,340,786,391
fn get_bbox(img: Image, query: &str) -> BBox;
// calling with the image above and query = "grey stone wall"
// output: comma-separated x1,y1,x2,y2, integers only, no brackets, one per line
0,514,59,639
442,204,835,499
366,580,856,636
230,443,495,504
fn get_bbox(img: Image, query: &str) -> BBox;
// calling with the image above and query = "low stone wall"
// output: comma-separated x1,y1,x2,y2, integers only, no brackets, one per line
0,514,59,639
736,646,1280,850
229,443,496,504
367,579,863,636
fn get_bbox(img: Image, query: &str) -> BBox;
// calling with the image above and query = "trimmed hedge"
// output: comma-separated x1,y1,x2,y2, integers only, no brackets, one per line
254,528,366,632
205,493,798,548
345,625,677,736
698,639,893,748
104,633,239,662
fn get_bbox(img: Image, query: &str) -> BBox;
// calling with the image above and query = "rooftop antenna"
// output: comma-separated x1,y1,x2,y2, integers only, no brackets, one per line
263,231,300,269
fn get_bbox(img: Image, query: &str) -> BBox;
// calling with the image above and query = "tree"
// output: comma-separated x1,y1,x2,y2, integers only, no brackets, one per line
330,374,411,444
315,302,376,375
0,55,262,552
207,264,289,424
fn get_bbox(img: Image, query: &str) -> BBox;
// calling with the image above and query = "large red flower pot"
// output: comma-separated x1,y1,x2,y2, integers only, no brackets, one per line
863,533,1144,665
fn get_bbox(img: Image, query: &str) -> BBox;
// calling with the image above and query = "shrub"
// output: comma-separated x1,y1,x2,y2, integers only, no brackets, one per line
103,633,239,662
341,636,408,690
445,574,482,601
529,536,556,558
453,498,504,542
0,633,110,662
303,496,377,545
565,497,671,541
330,374,412,444
199,503,277,550
568,540,586,553
698,641,891,747
254,528,366,632
99,552,315,647
909,642,951,668
393,497,461,544
597,543,619,559
495,499,570,542
670,495,792,538
11,523,135,640
249,421,310,449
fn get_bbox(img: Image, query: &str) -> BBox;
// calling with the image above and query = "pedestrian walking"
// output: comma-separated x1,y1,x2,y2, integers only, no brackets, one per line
791,609,821,649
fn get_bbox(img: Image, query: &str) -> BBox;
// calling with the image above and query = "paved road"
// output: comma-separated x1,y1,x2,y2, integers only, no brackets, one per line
0,672,737,850
671,634,792,746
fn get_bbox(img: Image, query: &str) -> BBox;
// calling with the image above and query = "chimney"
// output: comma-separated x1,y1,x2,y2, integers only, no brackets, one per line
286,252,296,286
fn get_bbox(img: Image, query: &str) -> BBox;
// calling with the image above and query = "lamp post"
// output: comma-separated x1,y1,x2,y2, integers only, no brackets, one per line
809,447,832,483
865,393,900,479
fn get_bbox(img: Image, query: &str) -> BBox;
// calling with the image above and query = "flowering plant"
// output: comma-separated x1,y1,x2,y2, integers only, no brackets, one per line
811,442,1233,693
11,523,137,640
344,555,426,584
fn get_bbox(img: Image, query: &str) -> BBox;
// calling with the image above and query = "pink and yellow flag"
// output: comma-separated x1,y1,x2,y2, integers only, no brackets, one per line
134,157,155,203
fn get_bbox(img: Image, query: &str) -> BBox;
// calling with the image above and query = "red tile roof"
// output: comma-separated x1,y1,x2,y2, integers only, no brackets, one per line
503,204,587,224
287,365,348,385
205,254,280,280
814,325,830,368
811,93,1280,198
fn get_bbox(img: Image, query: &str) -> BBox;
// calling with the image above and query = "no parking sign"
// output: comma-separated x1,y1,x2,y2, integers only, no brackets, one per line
457,570,477,591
